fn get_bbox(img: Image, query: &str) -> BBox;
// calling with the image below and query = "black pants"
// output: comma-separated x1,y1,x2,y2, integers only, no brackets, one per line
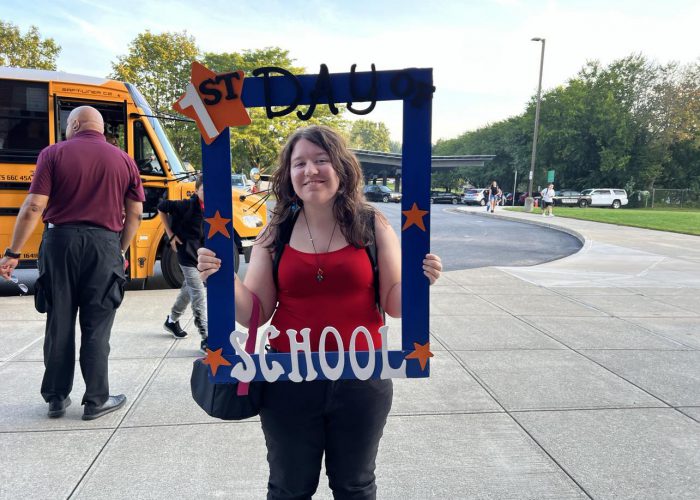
260,378,393,500
36,225,125,406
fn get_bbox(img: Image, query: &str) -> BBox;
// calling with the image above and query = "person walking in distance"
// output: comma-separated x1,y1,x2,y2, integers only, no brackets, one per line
488,180,502,213
157,174,208,352
198,125,443,499
541,183,556,217
0,106,145,420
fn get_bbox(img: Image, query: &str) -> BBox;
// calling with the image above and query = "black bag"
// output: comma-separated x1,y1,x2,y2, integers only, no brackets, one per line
190,358,263,420
190,293,263,420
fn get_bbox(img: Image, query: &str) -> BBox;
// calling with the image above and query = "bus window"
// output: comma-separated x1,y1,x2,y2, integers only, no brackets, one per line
133,120,165,176
0,80,49,163
56,99,126,149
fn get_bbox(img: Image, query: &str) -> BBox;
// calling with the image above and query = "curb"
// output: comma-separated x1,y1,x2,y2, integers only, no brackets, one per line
452,208,587,246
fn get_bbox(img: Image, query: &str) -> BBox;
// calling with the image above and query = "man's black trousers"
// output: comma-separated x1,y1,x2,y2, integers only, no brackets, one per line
36,225,126,407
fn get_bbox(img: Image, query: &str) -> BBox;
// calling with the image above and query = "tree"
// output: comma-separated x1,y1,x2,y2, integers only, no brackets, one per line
0,20,60,70
348,120,391,152
110,31,200,165
389,140,402,153
433,115,531,191
110,31,198,114
436,54,700,195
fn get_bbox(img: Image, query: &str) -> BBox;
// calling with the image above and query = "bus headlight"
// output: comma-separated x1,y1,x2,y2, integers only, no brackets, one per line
242,215,263,228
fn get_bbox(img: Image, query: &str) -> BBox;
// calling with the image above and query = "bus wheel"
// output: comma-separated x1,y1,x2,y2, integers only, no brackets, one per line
161,244,184,289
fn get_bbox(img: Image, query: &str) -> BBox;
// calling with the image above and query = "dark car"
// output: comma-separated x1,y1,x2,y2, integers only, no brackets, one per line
553,190,592,208
518,191,541,205
363,184,401,203
430,191,462,204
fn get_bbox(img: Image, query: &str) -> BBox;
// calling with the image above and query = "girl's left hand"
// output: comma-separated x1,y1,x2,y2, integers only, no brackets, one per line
423,254,442,285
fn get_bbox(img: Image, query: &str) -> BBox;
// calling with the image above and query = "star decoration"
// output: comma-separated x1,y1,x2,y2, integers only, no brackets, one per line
173,61,251,144
205,210,231,239
402,202,429,232
405,342,433,371
202,347,231,377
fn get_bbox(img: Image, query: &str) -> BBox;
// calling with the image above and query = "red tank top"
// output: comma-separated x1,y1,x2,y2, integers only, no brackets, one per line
269,244,383,352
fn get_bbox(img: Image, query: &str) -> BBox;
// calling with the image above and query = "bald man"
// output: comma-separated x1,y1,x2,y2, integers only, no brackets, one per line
0,106,145,420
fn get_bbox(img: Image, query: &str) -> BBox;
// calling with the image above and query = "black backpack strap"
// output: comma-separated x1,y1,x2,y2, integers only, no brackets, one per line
272,210,300,290
364,213,384,320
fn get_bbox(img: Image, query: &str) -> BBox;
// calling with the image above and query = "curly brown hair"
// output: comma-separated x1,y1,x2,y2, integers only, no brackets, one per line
265,125,384,250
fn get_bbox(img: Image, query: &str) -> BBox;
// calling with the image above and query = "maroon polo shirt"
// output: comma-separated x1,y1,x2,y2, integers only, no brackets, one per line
29,130,145,232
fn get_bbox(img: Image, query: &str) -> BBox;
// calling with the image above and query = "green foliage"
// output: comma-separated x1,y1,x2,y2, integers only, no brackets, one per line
433,115,531,191
110,31,198,114
389,140,402,153
348,119,391,152
435,54,700,193
110,31,200,165
0,20,61,70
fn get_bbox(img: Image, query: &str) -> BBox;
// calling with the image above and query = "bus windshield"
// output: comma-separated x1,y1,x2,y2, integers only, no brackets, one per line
125,83,186,176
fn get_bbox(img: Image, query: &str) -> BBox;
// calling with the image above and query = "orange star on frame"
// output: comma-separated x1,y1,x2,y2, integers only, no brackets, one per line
405,342,433,371
205,210,231,239
402,202,429,231
202,347,231,377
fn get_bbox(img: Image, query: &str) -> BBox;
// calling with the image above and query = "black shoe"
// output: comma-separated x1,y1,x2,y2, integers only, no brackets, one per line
82,394,127,421
164,317,187,338
200,338,208,354
48,396,71,418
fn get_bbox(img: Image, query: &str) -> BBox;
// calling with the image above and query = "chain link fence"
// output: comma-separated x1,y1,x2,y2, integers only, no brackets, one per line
629,189,700,209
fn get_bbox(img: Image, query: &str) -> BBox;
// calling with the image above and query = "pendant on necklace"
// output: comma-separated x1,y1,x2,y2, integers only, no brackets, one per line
316,268,324,282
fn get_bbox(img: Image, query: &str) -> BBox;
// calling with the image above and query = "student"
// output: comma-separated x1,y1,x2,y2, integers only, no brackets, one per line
488,180,502,213
158,175,208,352
541,183,556,217
198,125,442,499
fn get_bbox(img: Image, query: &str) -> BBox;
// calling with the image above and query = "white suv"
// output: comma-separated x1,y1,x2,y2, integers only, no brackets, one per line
580,188,628,208
462,188,486,206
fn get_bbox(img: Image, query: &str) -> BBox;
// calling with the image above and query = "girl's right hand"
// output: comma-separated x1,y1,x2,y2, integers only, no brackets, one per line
197,247,221,282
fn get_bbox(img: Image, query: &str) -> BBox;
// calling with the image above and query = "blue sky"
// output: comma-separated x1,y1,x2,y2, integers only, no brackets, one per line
4,0,700,142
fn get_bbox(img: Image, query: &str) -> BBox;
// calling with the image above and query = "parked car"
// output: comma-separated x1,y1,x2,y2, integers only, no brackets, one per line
518,191,542,206
554,190,593,208
430,191,462,204
580,188,629,208
363,184,402,203
500,192,514,206
462,188,486,206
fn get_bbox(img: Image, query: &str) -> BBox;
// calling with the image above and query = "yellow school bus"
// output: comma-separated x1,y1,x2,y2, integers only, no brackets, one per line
0,67,266,287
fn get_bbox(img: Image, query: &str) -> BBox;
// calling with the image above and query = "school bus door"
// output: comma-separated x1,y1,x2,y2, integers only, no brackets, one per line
129,118,169,280
53,98,167,280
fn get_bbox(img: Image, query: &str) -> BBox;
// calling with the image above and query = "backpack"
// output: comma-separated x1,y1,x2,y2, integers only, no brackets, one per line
271,210,383,317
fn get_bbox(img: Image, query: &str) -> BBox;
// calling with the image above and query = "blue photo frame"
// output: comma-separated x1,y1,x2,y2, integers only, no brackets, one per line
199,66,433,382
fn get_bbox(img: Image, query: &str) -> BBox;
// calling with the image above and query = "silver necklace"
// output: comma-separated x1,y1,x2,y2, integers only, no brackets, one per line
302,209,338,283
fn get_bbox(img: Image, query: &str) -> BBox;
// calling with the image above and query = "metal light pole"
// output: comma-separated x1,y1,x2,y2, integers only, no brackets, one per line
525,37,546,212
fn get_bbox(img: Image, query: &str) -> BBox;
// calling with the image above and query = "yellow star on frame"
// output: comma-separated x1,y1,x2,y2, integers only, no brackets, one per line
202,347,231,377
404,342,433,371
402,202,429,232
205,210,231,239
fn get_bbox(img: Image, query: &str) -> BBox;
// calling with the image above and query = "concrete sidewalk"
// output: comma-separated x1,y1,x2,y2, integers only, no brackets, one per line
2,211,699,499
